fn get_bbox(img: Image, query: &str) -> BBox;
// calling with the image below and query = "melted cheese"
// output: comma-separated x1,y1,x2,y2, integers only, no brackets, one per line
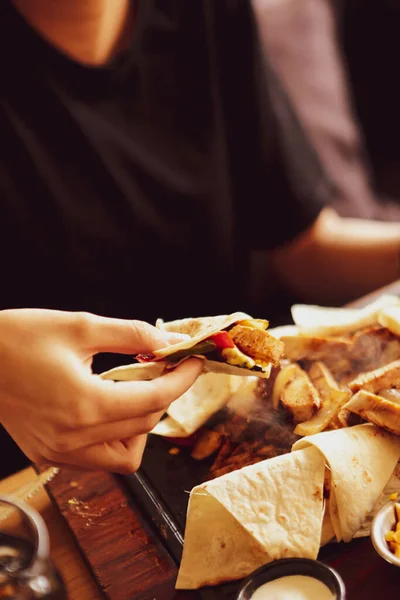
221,346,256,369
221,347,269,372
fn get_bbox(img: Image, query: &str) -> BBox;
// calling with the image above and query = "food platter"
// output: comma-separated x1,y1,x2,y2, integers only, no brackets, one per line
117,295,400,597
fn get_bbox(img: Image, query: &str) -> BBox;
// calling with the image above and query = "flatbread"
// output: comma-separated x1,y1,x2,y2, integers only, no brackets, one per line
175,490,270,590
150,375,259,438
100,361,166,382
378,306,400,337
355,461,400,538
257,324,299,339
101,313,276,380
150,417,189,438
100,357,271,382
321,501,336,547
292,424,400,542
342,390,400,436
291,294,400,337
154,313,251,358
167,373,243,435
176,446,325,589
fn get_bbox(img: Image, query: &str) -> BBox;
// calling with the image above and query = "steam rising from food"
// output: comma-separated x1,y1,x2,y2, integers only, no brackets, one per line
187,299,400,478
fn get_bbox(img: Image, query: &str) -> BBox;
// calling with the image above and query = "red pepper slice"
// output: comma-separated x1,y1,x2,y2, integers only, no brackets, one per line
136,331,233,362
209,331,235,350
136,353,156,363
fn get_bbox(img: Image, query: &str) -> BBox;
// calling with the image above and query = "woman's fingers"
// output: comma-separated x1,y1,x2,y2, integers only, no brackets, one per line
92,358,203,424
43,435,148,474
69,312,190,355
52,411,165,451
41,360,201,451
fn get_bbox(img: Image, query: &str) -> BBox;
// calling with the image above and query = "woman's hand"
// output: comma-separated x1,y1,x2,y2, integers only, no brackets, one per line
0,309,202,473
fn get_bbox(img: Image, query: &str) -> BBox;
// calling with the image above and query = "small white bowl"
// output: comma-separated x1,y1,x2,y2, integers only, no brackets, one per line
371,501,400,567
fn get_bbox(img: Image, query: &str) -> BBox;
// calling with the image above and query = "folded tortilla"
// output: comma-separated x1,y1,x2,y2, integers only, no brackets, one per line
150,417,189,438
101,312,279,381
292,424,400,542
342,390,400,436
101,358,272,383
266,324,300,339
378,305,400,337
322,462,400,544
291,294,400,337
154,313,250,349
177,424,400,589
151,375,259,438
176,446,325,589
354,461,400,538
150,373,243,437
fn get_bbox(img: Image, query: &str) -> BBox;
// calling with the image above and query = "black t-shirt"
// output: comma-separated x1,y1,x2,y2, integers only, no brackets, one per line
0,0,333,324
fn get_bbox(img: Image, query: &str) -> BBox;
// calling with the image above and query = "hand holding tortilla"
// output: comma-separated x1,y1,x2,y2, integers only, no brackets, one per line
68,294,400,589
101,313,283,382
0,309,202,473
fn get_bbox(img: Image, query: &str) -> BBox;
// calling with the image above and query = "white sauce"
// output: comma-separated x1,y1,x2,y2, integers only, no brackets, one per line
251,575,335,600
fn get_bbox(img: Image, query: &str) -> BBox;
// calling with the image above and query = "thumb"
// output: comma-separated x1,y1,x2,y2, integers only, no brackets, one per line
74,313,190,355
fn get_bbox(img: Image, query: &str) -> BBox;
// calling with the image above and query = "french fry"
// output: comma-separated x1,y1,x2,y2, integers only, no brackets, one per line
386,502,400,558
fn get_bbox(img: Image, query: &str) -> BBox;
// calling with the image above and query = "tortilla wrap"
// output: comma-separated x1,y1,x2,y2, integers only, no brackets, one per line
167,373,243,435
378,305,400,337
342,390,400,436
154,313,276,377
321,497,336,546
354,461,400,538
100,312,276,382
154,312,251,357
100,358,271,382
322,462,400,544
100,361,166,382
176,446,325,589
292,424,400,542
150,375,259,438
291,294,400,337
150,417,189,438
267,325,300,339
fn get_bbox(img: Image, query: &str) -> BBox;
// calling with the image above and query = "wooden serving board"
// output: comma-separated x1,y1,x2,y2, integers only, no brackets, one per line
45,281,400,600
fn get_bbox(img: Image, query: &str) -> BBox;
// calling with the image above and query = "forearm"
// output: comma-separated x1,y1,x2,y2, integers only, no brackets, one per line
270,208,400,304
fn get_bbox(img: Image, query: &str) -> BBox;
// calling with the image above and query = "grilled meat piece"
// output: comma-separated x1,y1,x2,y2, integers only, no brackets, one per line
343,390,400,436
210,440,286,478
348,360,400,394
337,407,364,428
281,335,351,362
349,327,400,373
277,364,321,423
314,327,400,385
379,389,400,403
229,325,284,366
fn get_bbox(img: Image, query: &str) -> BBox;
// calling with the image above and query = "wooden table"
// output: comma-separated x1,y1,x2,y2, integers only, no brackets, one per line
0,467,101,600
7,281,400,600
